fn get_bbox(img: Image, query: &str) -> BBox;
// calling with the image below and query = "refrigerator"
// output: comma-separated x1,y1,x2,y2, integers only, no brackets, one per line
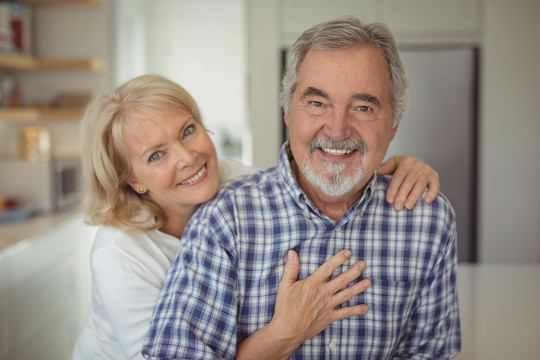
386,47,478,262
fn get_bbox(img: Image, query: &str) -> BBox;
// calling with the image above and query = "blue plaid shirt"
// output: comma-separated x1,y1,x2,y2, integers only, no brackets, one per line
143,143,461,359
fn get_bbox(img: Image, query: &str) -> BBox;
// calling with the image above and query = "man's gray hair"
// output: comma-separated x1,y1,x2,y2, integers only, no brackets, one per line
280,16,408,127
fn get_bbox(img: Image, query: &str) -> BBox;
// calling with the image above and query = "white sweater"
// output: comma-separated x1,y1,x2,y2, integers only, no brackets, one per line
72,159,258,359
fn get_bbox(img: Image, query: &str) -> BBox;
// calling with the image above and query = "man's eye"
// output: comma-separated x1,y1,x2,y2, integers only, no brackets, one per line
306,100,328,116
149,152,162,162
355,105,372,112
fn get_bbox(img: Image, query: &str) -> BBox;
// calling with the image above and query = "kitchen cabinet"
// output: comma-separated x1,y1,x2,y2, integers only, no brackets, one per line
0,215,94,360
278,0,480,45
381,0,479,44
279,0,381,45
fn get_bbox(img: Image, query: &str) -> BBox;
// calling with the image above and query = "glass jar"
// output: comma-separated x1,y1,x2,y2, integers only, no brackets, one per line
20,126,51,162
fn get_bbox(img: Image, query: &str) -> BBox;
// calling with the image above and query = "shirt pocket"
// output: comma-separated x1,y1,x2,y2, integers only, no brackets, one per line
361,279,421,358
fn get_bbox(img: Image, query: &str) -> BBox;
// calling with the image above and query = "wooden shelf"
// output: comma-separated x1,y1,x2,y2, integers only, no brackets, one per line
0,107,83,122
21,0,102,6
0,53,105,71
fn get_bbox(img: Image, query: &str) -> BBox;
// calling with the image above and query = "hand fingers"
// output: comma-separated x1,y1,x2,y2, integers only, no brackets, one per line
388,161,440,210
309,249,352,283
397,171,439,209
423,172,440,204
383,157,409,204
393,172,426,210
332,304,370,322
330,278,371,322
280,250,300,287
394,173,427,210
377,157,397,176
332,278,371,306
403,181,429,209
325,260,366,294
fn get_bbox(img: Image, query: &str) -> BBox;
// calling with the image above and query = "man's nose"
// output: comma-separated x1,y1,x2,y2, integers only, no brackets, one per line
325,107,351,140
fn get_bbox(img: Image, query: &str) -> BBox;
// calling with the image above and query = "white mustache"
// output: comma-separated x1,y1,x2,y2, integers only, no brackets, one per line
308,137,366,155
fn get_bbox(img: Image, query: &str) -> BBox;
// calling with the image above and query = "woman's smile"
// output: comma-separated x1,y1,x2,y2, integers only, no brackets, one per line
179,165,208,186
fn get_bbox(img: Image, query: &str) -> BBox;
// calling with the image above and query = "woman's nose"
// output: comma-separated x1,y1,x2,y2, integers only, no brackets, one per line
172,143,196,169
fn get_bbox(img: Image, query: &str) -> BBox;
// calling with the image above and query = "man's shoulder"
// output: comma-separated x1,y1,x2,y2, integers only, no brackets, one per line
217,165,279,196
375,174,455,218
194,166,281,218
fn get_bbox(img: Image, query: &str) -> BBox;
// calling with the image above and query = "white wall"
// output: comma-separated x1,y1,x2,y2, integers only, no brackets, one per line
114,0,250,164
247,1,282,168
478,0,540,262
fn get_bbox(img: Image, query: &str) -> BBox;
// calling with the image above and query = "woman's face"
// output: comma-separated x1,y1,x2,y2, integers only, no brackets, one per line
123,107,219,220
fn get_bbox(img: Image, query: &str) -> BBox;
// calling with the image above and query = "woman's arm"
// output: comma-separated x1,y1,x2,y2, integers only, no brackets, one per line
237,249,371,360
378,155,440,211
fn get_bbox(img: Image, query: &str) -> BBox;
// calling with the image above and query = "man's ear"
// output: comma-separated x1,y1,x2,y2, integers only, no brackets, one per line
283,112,290,128
390,123,399,142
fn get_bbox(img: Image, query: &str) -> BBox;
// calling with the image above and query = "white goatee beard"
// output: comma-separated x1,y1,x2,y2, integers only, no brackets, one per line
302,138,367,197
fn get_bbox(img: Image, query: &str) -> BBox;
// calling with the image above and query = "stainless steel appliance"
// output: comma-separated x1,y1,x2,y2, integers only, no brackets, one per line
0,157,81,213
385,47,478,262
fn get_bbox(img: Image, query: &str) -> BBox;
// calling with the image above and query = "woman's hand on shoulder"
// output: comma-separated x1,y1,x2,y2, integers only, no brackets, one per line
378,155,440,211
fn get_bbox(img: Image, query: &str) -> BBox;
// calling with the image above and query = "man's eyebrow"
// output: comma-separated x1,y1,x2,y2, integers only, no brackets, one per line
352,93,380,107
301,86,330,100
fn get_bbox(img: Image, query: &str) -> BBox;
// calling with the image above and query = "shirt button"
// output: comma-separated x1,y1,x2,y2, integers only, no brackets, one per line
328,341,337,351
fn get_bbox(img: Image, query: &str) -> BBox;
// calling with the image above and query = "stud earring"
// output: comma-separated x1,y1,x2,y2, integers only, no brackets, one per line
138,187,145,193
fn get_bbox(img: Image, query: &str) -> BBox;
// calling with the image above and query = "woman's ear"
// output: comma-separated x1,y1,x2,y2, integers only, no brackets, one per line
128,180,147,194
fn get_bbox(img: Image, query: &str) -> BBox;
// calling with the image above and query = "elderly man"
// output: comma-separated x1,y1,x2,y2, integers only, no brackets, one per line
143,17,460,359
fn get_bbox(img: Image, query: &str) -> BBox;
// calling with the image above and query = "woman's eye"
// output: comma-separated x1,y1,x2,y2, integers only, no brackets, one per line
183,125,195,137
149,152,162,162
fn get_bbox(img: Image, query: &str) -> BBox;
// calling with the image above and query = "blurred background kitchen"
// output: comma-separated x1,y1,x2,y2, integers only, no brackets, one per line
0,0,538,359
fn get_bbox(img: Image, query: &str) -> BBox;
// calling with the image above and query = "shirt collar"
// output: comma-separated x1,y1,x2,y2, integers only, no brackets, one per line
278,142,306,206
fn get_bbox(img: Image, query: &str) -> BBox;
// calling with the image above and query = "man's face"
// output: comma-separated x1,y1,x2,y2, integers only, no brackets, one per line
284,46,398,207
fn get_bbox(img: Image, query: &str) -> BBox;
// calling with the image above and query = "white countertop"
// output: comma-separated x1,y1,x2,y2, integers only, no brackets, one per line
1,216,538,359
0,210,79,252
457,263,540,359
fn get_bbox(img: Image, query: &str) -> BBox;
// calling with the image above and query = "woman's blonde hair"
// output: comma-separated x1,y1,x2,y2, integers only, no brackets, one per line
80,74,203,232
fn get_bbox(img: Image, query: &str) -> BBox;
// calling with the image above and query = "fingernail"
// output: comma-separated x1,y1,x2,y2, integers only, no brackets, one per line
364,279,371,289
287,250,295,260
